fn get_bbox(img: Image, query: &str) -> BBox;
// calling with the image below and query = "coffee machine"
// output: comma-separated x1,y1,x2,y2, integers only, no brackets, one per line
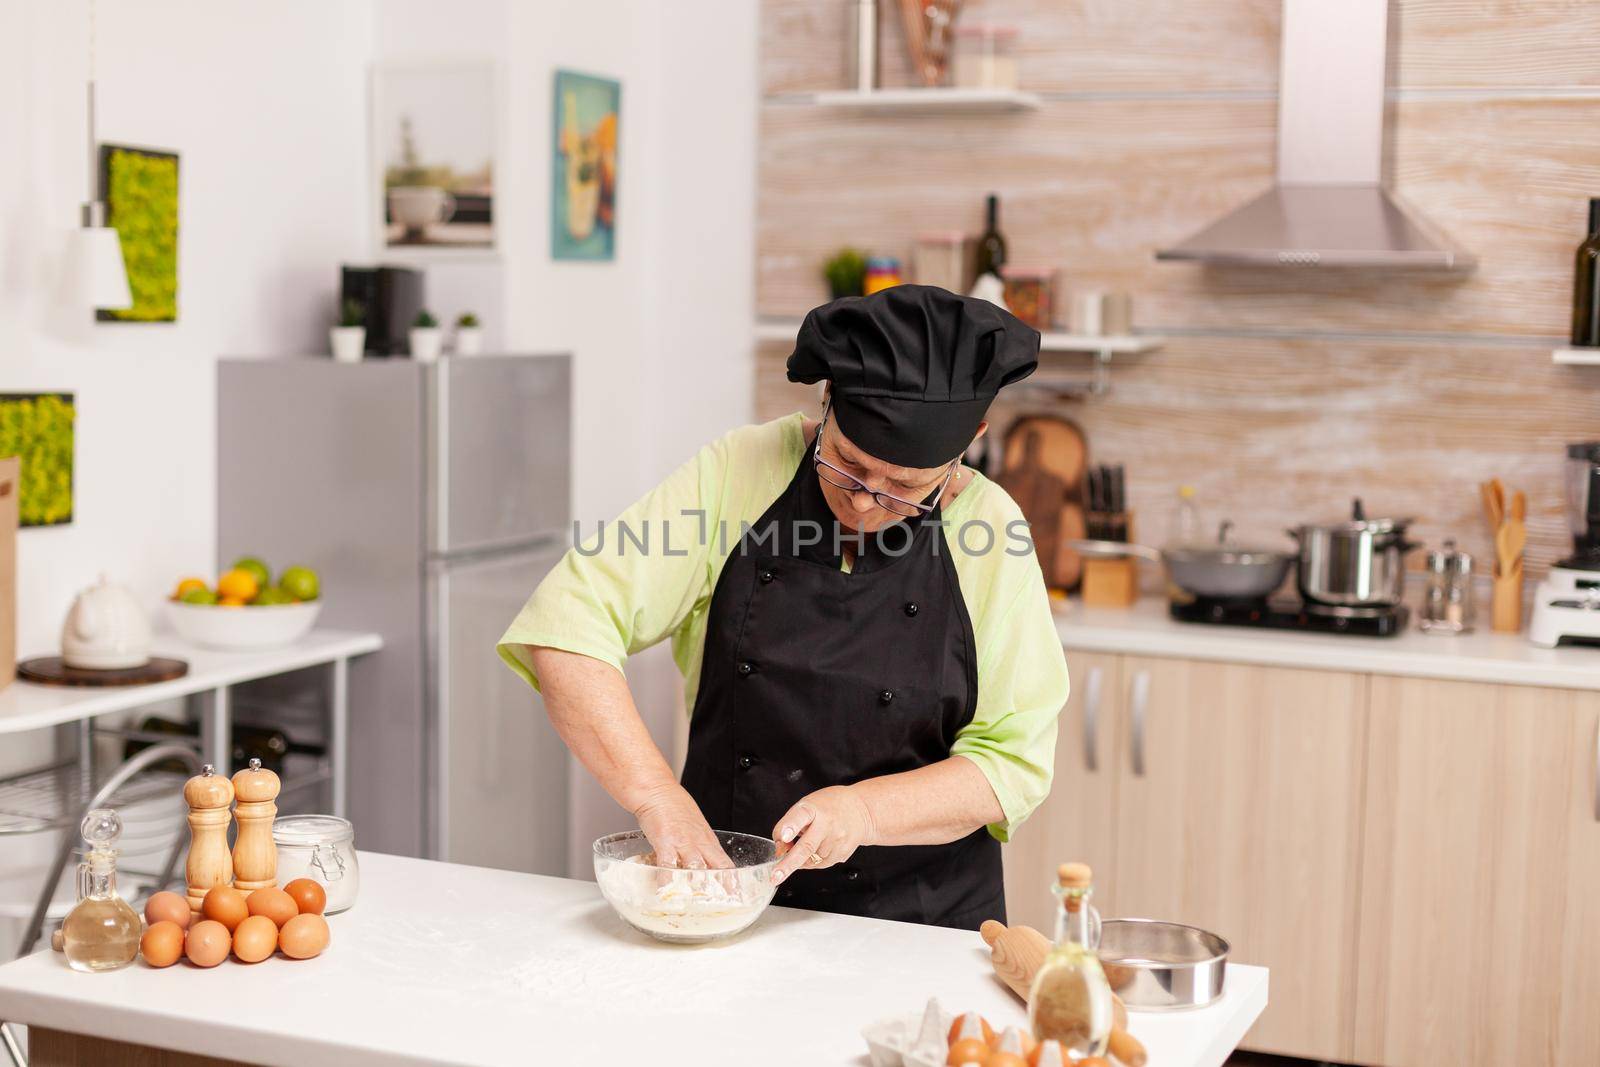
1528,442,1600,647
340,265,423,357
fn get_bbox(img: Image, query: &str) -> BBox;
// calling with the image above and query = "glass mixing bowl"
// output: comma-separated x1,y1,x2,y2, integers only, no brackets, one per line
592,830,779,944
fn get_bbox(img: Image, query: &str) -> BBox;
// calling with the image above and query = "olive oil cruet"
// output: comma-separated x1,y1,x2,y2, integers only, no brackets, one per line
1028,862,1114,1058
61,808,141,973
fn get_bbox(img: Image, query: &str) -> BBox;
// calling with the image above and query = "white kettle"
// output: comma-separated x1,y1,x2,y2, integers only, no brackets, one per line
61,575,152,670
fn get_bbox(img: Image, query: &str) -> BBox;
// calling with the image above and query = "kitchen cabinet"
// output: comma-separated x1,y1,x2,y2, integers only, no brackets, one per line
1110,657,1367,1061
1002,651,1120,933
1354,676,1600,1067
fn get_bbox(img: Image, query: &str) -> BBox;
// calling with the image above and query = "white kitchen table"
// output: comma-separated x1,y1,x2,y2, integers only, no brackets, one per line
0,852,1267,1067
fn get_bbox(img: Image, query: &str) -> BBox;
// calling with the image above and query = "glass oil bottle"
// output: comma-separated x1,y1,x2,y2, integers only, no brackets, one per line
61,808,141,973
1028,861,1113,1059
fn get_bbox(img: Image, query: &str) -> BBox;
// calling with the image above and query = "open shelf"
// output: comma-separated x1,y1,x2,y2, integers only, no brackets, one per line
1553,347,1600,365
797,87,1041,114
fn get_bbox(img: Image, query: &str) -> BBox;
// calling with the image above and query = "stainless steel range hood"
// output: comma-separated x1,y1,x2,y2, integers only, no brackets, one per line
1156,0,1474,270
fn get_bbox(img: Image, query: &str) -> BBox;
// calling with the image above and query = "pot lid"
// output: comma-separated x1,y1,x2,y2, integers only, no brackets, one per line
1304,497,1413,534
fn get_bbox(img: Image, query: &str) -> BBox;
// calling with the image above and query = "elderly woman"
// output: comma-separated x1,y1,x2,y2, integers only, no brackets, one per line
498,285,1069,930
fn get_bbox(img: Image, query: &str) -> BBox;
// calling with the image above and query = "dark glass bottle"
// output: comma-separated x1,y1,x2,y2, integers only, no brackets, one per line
974,194,1007,279
1573,198,1600,347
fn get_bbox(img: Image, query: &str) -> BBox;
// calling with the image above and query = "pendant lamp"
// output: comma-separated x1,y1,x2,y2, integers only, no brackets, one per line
75,0,131,312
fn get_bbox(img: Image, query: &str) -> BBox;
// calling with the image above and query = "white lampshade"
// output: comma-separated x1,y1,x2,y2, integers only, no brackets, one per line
71,223,132,311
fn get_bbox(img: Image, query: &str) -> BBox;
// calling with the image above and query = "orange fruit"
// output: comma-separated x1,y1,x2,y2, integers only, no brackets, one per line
218,595,247,608
172,577,207,600
216,568,259,602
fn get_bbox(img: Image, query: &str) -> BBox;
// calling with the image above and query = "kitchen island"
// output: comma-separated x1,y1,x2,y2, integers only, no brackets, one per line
0,852,1267,1067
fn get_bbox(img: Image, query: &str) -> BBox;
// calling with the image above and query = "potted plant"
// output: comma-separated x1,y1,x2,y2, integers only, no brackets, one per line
823,248,868,300
409,309,443,363
455,312,483,356
330,298,366,363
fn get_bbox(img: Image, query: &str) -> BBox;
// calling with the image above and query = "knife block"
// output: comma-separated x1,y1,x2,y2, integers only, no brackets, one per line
0,458,15,690
1082,557,1139,607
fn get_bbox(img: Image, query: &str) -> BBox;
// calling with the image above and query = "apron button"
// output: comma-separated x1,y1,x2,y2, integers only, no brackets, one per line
737,661,755,676
844,868,860,881
759,570,775,584
903,601,919,617
878,689,894,705
738,754,757,770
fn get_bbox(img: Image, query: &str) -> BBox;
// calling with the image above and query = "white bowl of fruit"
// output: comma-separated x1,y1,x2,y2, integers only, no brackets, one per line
165,557,323,651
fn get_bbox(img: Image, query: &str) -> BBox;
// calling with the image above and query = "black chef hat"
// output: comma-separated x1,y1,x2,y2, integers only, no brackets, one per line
787,285,1040,468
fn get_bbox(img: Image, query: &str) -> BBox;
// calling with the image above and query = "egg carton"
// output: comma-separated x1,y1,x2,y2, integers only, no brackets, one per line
863,999,1041,1067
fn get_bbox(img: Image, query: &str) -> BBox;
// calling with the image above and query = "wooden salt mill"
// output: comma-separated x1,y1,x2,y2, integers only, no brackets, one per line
184,764,234,914
232,757,280,891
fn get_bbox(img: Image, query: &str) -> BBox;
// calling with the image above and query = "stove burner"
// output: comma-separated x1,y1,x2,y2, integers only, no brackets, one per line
1170,596,1409,637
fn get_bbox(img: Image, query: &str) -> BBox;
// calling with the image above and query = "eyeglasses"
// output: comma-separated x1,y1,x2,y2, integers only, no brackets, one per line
812,405,958,518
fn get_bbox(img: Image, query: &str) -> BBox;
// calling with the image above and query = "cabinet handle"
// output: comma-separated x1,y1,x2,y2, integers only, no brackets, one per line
1129,669,1150,777
1081,667,1103,773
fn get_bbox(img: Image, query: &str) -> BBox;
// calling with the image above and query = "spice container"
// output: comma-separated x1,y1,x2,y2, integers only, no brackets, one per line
863,256,903,295
952,24,1019,90
1003,267,1052,329
1420,540,1475,634
912,232,966,293
273,814,360,914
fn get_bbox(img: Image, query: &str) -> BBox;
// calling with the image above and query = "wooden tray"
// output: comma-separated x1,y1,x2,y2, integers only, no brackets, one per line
18,656,189,687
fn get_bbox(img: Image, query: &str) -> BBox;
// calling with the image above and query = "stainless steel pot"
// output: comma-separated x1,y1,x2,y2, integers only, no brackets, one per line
1070,521,1294,601
1291,498,1418,608
1098,918,1229,1011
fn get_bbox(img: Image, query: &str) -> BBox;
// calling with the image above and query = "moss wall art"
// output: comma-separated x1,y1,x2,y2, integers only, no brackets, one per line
99,144,179,323
0,394,75,527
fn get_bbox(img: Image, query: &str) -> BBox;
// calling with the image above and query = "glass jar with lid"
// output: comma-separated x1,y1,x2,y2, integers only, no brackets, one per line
273,814,360,913
953,25,1020,90
1420,540,1475,634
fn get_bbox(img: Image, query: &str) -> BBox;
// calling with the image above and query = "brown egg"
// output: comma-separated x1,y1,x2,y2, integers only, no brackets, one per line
202,886,248,932
948,1013,997,1048
185,920,231,967
140,920,185,967
278,912,330,959
246,887,299,928
232,915,278,963
283,878,326,916
143,891,191,930
988,1055,1029,1067
948,1038,991,1066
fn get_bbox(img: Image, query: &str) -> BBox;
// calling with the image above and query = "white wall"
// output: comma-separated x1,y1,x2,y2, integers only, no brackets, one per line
0,0,374,663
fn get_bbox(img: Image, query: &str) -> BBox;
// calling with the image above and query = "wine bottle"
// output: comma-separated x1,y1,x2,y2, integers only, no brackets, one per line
974,193,1007,280
126,716,323,775
1573,198,1600,347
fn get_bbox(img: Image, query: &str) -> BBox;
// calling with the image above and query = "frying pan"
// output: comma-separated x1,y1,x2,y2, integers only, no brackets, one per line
1068,522,1294,601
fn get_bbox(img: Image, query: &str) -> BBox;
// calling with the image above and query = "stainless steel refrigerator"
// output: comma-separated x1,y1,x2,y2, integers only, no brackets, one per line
217,354,571,874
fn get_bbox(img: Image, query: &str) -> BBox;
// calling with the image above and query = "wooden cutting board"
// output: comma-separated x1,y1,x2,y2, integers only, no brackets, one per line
996,415,1088,591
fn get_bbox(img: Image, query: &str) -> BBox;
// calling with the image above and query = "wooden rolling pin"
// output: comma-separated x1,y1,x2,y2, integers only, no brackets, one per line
980,920,1146,1067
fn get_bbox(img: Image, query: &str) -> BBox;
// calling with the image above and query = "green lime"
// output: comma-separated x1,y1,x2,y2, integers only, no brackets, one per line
252,586,295,606
279,565,320,602
231,556,272,589
180,587,219,605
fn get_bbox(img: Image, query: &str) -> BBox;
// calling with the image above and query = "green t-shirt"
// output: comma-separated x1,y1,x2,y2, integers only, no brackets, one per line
497,413,1070,840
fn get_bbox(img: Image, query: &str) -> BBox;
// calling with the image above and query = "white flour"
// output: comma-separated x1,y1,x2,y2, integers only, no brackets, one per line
596,855,774,940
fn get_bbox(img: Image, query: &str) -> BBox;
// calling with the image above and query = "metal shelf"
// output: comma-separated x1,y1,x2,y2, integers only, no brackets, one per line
0,761,187,837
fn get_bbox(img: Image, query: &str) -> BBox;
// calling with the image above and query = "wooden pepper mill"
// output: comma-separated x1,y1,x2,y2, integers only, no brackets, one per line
184,764,234,914
231,757,280,891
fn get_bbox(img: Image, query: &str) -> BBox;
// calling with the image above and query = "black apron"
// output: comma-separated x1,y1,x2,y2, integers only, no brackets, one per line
680,436,1004,931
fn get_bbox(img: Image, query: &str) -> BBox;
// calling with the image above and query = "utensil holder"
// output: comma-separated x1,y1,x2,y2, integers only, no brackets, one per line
1492,569,1522,633
1082,557,1139,608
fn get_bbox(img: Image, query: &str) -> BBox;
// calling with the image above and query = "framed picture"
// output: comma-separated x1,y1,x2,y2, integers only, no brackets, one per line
98,144,178,322
372,61,497,254
551,70,620,261
0,394,75,527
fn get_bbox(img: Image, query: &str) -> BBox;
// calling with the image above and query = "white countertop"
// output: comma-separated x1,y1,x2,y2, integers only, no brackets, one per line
1055,598,1600,690
0,852,1268,1067
0,629,383,735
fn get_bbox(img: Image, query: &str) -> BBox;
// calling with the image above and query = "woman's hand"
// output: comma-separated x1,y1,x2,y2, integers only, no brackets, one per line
633,783,733,869
770,785,877,885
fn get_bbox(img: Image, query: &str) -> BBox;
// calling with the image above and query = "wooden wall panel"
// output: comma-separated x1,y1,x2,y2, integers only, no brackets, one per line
1395,0,1600,88
761,0,1281,96
758,95,1600,337
757,334,1600,578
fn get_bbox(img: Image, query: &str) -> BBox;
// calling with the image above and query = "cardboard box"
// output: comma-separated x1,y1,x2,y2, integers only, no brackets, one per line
0,456,15,689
